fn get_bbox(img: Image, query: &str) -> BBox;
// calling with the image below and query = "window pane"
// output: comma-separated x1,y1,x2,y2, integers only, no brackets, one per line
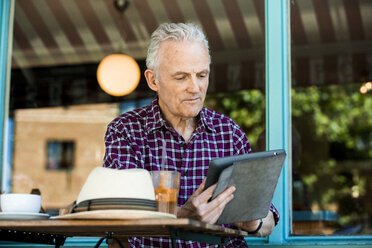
7,0,266,215
291,0,372,235
46,141,75,171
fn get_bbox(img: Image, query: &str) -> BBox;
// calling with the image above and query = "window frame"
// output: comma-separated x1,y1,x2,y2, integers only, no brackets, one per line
0,0,11,180
252,0,372,246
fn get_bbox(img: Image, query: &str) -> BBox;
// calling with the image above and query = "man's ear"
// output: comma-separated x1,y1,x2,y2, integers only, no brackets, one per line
145,69,159,92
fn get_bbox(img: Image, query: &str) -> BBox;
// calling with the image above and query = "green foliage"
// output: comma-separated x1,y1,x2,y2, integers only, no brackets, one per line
205,90,265,150
292,85,372,157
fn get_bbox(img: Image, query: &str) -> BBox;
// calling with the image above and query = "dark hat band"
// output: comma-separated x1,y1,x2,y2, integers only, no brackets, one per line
70,198,157,213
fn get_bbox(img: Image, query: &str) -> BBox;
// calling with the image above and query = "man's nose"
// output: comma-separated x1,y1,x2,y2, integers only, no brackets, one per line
187,76,199,93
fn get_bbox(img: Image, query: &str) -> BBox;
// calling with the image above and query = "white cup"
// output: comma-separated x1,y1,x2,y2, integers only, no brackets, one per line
1,194,41,213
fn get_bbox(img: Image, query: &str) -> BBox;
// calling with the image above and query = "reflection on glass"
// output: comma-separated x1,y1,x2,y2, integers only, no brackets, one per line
291,0,372,235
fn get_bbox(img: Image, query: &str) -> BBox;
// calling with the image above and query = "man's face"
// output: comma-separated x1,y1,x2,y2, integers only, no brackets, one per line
146,40,210,120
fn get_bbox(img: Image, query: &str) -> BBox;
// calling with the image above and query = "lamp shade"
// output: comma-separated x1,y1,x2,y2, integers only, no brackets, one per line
97,54,140,96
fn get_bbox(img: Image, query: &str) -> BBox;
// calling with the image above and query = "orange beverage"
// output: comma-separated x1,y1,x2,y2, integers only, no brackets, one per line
151,171,180,215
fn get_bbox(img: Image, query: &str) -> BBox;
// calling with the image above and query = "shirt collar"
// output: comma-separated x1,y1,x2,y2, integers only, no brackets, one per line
145,97,167,133
199,107,216,133
145,96,216,134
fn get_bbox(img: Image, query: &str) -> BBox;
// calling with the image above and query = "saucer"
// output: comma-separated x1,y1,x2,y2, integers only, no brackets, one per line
0,212,50,220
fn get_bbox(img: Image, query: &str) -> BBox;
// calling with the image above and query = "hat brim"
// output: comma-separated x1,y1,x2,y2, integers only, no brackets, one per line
53,209,176,220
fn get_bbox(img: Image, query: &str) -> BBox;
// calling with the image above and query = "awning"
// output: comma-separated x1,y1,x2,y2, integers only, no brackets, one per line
10,0,372,98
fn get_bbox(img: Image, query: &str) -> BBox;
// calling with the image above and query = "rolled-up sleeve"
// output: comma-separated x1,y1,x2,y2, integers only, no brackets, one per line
269,203,280,225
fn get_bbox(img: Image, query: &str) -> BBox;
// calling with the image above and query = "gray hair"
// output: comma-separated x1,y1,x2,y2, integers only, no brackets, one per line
146,23,210,72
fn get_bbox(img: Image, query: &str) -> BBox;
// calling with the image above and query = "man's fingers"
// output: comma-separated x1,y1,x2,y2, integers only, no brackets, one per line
202,192,235,224
202,183,217,196
185,181,237,224
205,186,236,211
192,183,217,206
212,186,235,207
194,186,236,222
215,185,236,199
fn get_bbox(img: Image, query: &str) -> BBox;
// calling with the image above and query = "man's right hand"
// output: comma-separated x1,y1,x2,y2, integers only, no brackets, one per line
176,178,236,224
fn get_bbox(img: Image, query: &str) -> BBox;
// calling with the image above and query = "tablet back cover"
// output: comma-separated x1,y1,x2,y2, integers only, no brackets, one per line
212,153,285,224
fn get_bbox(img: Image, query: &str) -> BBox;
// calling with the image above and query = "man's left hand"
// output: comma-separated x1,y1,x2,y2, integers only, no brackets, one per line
176,178,235,224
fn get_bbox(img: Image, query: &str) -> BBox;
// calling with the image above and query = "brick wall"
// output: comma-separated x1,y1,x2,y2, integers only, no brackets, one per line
12,104,119,210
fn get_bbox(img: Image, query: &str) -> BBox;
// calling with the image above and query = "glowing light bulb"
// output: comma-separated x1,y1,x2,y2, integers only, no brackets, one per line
366,82,372,90
360,86,367,94
97,54,140,96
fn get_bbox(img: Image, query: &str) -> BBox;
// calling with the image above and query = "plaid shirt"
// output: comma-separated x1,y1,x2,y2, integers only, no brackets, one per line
103,97,279,248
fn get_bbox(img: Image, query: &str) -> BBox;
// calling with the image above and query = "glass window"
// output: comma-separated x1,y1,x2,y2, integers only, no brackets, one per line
6,0,266,216
46,140,75,171
291,0,372,235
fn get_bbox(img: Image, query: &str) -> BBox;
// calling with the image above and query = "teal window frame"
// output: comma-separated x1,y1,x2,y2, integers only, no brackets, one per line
0,0,372,247
245,0,372,247
0,0,10,163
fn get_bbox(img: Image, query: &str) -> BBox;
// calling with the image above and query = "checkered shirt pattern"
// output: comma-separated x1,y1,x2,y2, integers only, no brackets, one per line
103,97,279,248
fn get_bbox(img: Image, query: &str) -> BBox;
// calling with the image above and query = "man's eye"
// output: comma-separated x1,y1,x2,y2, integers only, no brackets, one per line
198,74,207,78
176,76,185,80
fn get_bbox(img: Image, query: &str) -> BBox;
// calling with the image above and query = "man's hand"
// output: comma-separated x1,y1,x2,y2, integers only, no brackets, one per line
177,178,236,224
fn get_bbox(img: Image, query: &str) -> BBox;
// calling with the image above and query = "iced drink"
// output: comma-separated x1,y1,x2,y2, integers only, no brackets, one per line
151,171,180,215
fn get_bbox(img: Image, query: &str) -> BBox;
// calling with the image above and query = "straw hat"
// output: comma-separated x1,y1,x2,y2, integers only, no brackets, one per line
54,167,176,220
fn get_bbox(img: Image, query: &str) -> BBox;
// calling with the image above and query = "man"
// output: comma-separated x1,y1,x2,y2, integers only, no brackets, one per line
103,23,279,247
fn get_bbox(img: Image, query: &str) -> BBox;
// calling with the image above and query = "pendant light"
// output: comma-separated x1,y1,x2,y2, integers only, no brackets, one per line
96,0,139,97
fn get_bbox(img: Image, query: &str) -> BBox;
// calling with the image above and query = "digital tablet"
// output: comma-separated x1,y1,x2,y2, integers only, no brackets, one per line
205,149,286,224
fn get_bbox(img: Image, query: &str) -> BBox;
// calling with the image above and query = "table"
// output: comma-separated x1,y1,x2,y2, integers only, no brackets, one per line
0,218,248,247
